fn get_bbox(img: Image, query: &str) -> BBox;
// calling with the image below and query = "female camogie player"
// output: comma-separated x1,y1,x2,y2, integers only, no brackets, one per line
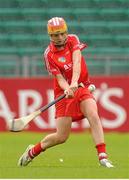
18,17,114,168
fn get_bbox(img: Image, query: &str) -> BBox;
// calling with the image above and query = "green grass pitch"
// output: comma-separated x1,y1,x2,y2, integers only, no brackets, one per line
0,131,129,179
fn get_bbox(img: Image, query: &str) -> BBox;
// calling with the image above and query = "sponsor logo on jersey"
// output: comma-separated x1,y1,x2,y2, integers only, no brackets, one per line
64,63,72,70
58,57,66,62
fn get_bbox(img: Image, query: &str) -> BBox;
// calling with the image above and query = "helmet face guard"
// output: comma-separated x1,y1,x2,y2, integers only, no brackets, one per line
47,17,68,35
49,32,68,46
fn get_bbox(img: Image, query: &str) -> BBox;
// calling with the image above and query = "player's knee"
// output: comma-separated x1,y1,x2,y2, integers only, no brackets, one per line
87,112,100,125
57,134,68,144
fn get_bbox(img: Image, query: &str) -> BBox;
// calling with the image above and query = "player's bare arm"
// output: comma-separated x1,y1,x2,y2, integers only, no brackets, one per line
70,49,81,92
56,74,74,98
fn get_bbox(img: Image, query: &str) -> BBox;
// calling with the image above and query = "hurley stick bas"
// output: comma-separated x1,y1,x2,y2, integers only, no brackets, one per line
8,94,66,132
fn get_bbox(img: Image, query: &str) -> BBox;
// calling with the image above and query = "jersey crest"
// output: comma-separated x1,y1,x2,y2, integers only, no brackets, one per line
58,56,66,63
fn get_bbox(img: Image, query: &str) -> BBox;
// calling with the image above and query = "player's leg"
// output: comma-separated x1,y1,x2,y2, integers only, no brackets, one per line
40,116,72,149
18,117,72,166
81,98,104,144
80,98,114,168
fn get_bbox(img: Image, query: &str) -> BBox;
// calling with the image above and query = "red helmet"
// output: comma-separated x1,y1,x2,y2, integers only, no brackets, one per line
47,17,68,34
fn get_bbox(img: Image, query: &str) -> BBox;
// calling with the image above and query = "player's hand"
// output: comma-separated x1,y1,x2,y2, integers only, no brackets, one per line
69,82,78,92
64,88,74,98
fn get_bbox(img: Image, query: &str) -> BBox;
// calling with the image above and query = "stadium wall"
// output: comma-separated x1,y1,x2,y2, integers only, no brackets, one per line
0,76,129,132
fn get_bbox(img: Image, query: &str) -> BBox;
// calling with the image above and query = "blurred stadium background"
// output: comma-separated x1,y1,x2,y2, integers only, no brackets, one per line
0,0,129,77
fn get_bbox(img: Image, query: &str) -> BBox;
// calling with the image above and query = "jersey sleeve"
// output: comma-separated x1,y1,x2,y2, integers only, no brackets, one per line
69,34,87,51
43,52,61,76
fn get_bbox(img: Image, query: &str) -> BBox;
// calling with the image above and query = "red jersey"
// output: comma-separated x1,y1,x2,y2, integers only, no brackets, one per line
44,34,90,95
